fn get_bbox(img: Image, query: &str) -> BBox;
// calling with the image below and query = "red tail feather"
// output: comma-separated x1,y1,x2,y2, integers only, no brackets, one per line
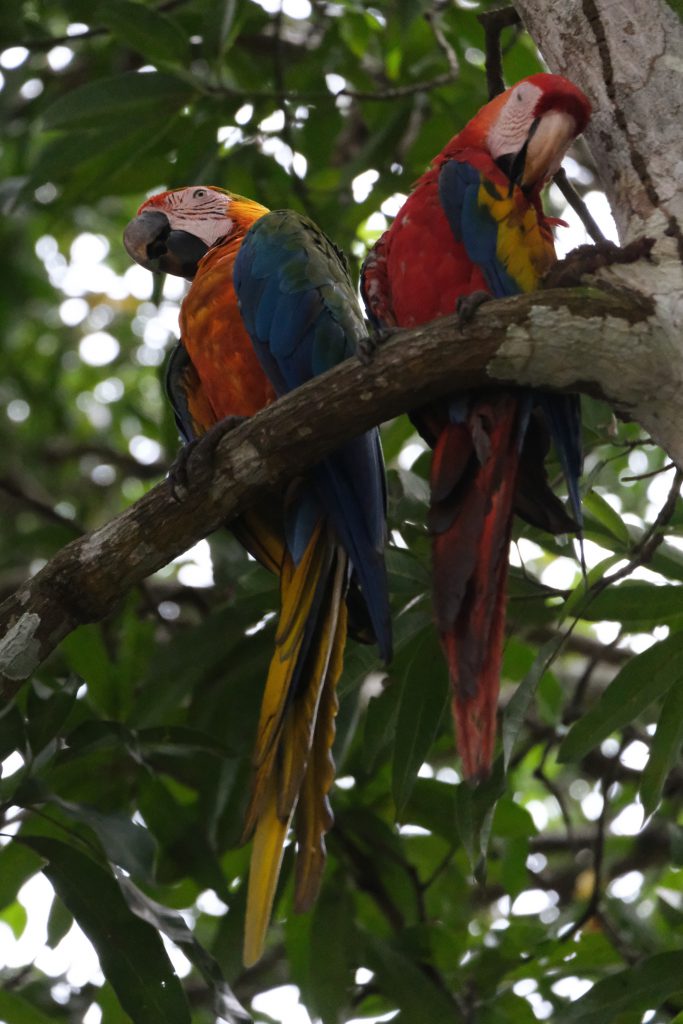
429,397,521,779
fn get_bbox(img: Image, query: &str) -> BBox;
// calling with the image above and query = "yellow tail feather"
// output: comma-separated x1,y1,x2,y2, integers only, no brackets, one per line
294,599,346,912
232,506,286,577
242,532,348,966
242,525,329,838
243,777,290,969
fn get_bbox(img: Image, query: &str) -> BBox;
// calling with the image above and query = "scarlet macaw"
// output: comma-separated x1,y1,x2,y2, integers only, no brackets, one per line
361,74,592,780
124,188,391,965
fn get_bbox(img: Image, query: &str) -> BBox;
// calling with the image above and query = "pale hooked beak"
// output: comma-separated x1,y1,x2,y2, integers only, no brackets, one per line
521,110,577,189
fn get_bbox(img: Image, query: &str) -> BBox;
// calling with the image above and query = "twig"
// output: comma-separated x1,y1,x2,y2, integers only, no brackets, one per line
43,440,167,479
421,846,457,891
339,73,458,102
525,628,629,666
565,627,623,721
580,467,682,603
0,475,84,534
553,167,607,245
559,740,619,942
332,825,405,933
201,72,460,105
621,461,675,483
11,0,191,50
517,468,682,741
477,6,521,99
534,758,575,842
424,3,460,79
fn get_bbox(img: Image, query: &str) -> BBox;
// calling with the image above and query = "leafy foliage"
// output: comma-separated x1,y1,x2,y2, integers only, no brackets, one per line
0,2,682,1023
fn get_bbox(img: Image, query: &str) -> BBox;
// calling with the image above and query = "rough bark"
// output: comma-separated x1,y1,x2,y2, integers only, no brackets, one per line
0,284,659,694
513,0,683,463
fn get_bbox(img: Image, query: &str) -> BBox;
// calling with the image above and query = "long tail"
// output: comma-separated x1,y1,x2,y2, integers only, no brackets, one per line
242,521,348,967
428,395,522,780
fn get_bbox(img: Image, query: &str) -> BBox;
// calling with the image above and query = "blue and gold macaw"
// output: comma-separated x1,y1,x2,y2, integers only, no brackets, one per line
362,74,591,780
124,189,391,965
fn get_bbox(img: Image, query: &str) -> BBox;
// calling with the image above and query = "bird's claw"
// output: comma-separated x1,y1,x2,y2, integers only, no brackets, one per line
356,326,398,366
168,414,248,501
456,291,492,329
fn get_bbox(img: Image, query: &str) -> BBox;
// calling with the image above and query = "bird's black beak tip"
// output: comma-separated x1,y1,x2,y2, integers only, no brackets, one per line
123,211,209,280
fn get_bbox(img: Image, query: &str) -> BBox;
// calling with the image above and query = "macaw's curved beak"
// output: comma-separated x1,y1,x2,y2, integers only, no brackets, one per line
123,210,209,280
520,110,577,189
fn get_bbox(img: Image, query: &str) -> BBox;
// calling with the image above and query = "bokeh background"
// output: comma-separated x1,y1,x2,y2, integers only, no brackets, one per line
0,2,682,1023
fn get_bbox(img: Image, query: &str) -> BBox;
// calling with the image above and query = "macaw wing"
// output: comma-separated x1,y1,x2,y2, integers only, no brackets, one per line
234,211,391,662
437,157,522,299
165,341,216,442
360,233,395,331
165,342,286,575
438,157,583,524
234,210,365,388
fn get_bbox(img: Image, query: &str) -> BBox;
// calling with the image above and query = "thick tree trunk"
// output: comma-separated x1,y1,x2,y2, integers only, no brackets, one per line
513,0,683,462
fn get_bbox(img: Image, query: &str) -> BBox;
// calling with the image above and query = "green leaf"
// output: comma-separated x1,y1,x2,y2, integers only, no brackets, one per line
537,670,564,725
97,983,135,1024
203,0,239,59
492,796,535,840
554,950,683,1024
1,899,27,940
561,554,622,621
454,760,505,871
580,582,683,627
583,489,630,547
640,678,683,815
47,796,158,883
392,630,449,813
559,630,683,763
42,72,193,130
362,681,399,774
0,841,44,913
0,989,62,1024
26,674,80,754
401,778,458,840
46,894,73,949
309,878,353,1023
18,836,191,1024
364,934,463,1021
116,874,252,1022
61,627,119,717
96,0,189,65
0,701,26,761
503,636,561,770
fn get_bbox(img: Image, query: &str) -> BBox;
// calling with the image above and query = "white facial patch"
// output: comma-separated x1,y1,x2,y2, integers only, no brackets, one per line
487,82,543,159
161,187,233,246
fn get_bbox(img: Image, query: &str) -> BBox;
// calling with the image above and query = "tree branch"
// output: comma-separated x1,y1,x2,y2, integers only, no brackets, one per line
0,280,670,695
512,0,683,249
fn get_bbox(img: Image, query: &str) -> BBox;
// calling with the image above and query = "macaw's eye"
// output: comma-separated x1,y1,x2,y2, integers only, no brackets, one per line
193,188,206,198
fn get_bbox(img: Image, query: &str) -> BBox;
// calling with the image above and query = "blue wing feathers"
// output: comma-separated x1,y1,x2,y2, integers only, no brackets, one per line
165,342,198,442
234,212,392,662
536,393,583,526
438,157,582,527
439,159,520,299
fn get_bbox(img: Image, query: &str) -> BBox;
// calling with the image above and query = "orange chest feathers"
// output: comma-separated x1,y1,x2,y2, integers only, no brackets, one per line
179,241,276,421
